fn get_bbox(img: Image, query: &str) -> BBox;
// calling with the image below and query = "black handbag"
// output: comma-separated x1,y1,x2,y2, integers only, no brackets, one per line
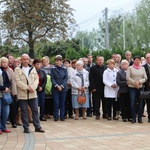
140,91,150,99
3,92,13,105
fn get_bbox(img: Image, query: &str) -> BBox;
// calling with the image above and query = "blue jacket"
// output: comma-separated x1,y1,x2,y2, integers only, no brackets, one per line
51,65,68,92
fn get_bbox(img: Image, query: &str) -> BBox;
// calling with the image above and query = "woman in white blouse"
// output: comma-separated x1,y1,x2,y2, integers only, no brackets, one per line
103,59,118,121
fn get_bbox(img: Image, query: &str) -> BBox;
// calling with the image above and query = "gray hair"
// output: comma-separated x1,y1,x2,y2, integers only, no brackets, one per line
121,59,129,66
125,51,131,55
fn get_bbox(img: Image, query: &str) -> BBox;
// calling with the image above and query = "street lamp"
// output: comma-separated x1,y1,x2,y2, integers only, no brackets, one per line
82,35,86,50
118,15,125,50
118,33,125,50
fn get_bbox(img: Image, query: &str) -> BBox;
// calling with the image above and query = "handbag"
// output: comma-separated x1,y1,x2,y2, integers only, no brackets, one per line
77,91,86,104
140,91,150,99
3,92,13,105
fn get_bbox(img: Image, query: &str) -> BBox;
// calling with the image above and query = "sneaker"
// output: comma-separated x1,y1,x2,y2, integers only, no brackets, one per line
0,130,2,134
24,128,30,133
35,128,45,133
2,129,11,133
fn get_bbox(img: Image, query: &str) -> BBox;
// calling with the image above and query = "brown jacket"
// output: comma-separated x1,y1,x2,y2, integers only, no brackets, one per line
5,67,17,95
14,65,38,100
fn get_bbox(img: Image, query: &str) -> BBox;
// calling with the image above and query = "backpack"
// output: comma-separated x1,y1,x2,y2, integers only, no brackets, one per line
45,74,52,95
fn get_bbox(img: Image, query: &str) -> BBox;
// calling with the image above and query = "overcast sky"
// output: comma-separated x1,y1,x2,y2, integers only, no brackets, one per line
68,0,140,31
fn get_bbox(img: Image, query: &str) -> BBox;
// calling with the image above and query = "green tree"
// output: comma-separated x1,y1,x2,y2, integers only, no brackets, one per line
0,0,76,58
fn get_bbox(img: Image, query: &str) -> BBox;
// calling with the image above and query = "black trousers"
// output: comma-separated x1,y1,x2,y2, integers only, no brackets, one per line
106,98,116,118
92,92,107,117
146,99,150,120
65,89,73,117
10,95,17,125
119,92,131,119
45,95,53,115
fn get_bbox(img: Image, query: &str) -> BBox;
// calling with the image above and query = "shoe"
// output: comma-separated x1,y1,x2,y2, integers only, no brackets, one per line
65,116,67,119
0,130,2,134
87,114,92,117
138,118,143,123
107,117,111,121
6,121,10,124
29,119,33,123
123,119,127,122
35,128,45,133
12,124,17,128
113,117,119,120
142,114,146,117
60,118,65,121
131,119,136,124
2,129,11,133
95,116,100,120
128,118,132,122
54,118,58,121
69,116,74,118
148,119,150,123
74,116,78,120
83,117,87,120
24,128,30,133
40,118,47,121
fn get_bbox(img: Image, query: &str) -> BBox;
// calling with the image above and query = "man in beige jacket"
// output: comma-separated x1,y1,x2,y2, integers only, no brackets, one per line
14,54,45,133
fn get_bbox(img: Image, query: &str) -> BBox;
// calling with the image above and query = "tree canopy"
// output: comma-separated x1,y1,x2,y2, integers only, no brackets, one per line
0,0,76,58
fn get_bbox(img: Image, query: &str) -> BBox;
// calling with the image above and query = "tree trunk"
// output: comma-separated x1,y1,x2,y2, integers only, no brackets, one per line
29,42,35,59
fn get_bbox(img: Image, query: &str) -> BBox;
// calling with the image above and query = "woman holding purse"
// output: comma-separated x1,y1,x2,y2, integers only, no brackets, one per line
70,60,89,120
0,58,11,133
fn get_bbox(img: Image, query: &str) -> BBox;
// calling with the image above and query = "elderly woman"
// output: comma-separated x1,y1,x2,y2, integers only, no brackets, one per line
116,59,131,122
41,56,53,119
70,60,89,120
1,57,17,128
51,55,68,121
126,56,147,123
0,58,11,133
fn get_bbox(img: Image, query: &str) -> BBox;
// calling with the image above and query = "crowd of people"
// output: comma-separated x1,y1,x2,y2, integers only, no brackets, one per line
0,51,150,134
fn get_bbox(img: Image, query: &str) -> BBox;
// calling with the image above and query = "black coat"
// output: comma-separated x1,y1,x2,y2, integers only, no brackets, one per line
0,68,11,91
116,69,128,93
143,64,150,91
89,64,107,93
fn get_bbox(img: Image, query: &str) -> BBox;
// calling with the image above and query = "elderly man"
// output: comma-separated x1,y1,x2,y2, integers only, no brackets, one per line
89,56,107,119
14,54,45,133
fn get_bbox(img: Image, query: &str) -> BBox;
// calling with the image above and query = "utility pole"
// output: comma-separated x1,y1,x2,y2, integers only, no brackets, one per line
104,7,109,49
123,15,125,50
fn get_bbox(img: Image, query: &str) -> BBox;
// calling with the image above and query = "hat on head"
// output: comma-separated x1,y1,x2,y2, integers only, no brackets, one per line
55,55,62,60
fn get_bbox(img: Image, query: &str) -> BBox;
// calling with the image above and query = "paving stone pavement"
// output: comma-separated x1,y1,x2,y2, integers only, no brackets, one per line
0,115,150,150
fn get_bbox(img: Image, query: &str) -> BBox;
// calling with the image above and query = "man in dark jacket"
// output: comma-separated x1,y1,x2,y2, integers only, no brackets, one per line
143,53,150,122
89,56,107,120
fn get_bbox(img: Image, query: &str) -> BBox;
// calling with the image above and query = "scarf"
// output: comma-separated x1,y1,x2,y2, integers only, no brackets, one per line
132,64,141,69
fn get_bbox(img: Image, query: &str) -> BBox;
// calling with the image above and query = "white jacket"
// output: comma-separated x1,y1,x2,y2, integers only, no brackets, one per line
70,69,89,95
103,68,118,98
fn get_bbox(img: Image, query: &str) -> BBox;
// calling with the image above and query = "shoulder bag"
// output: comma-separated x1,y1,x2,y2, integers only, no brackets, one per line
3,92,13,105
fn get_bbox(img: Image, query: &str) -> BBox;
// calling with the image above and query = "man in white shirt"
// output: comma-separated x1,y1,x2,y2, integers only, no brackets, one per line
15,54,45,133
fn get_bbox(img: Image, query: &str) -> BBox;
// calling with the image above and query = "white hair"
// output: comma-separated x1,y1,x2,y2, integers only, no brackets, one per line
76,60,84,66
121,59,129,65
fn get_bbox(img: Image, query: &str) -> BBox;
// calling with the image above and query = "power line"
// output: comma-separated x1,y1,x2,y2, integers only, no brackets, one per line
109,0,140,10
76,11,103,26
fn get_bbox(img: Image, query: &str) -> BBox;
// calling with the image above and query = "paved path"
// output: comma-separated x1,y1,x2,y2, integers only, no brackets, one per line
0,116,150,150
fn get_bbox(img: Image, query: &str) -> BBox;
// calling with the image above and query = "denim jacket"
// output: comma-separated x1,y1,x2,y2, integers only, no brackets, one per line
51,65,68,92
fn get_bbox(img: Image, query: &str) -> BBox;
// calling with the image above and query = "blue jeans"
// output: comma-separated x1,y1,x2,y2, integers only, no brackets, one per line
37,91,45,119
129,87,142,119
19,98,41,129
0,98,10,130
52,90,67,119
